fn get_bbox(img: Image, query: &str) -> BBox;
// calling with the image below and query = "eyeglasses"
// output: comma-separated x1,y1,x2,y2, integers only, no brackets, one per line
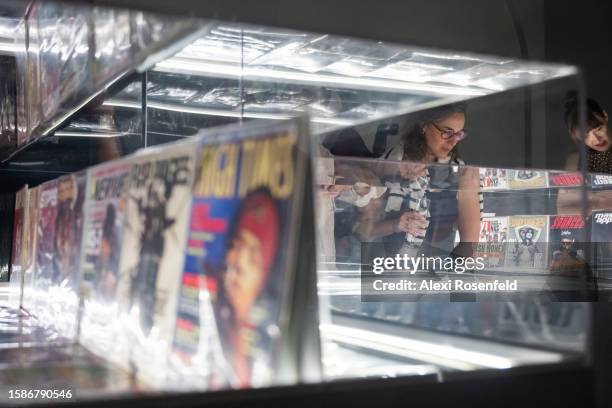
431,122,467,141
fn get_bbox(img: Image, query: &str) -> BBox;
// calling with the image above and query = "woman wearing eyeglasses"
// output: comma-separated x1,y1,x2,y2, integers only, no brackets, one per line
359,102,481,260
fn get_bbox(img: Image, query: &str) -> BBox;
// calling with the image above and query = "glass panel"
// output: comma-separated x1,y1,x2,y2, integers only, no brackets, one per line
152,21,576,138
5,74,143,178
144,70,241,147
314,156,592,379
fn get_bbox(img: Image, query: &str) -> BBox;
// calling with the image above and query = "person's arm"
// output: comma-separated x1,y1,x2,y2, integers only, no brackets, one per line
355,198,427,240
456,166,481,243
359,214,428,240
353,197,388,240
360,217,400,240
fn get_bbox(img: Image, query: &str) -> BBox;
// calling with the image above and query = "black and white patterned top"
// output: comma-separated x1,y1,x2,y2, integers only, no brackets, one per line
383,144,483,247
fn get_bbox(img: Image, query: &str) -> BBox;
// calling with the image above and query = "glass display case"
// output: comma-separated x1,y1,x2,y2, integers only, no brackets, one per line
0,1,609,406
314,157,595,380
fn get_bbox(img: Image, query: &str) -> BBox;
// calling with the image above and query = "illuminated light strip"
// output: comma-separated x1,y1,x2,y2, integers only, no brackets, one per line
317,279,361,287
323,325,477,371
7,161,48,166
53,131,125,138
154,58,488,97
150,100,242,118
317,279,361,285
0,42,25,53
101,98,357,126
321,324,563,370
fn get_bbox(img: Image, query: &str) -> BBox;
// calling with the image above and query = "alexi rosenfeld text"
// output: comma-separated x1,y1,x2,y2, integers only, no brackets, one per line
365,254,519,295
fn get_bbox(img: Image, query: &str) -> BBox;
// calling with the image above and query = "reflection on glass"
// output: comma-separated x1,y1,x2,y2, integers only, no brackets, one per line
315,154,595,378
144,71,241,146
151,21,576,137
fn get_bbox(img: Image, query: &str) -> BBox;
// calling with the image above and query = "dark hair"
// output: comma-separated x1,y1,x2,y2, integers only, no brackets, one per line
564,90,607,133
401,102,467,162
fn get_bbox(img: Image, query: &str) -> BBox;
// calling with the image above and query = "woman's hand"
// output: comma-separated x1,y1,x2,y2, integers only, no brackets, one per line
396,211,428,236
320,184,350,198
353,181,372,196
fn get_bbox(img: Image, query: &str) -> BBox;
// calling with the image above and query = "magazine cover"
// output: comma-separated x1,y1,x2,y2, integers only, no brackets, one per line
480,167,509,190
119,141,198,387
54,171,87,288
171,119,308,390
21,186,41,314
474,216,509,268
591,211,612,279
507,169,549,189
32,179,58,321
548,171,583,188
8,186,28,309
505,215,549,272
79,159,131,367
548,215,587,276
46,171,87,340
589,173,612,188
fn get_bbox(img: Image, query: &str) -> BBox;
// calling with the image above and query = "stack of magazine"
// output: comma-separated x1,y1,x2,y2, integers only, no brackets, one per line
1,117,319,401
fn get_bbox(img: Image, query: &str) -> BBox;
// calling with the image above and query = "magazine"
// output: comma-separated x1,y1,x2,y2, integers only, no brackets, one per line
31,180,58,321
505,215,549,272
480,167,509,190
8,186,28,309
548,171,583,188
79,159,131,368
46,171,87,340
119,140,198,386
548,215,587,277
474,216,509,268
591,211,612,280
171,119,308,390
507,169,549,189
21,186,41,314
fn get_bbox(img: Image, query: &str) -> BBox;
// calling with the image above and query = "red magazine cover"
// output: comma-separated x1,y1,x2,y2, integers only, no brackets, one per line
548,171,583,187
21,186,40,314
32,179,58,324
8,186,28,309
171,119,308,390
